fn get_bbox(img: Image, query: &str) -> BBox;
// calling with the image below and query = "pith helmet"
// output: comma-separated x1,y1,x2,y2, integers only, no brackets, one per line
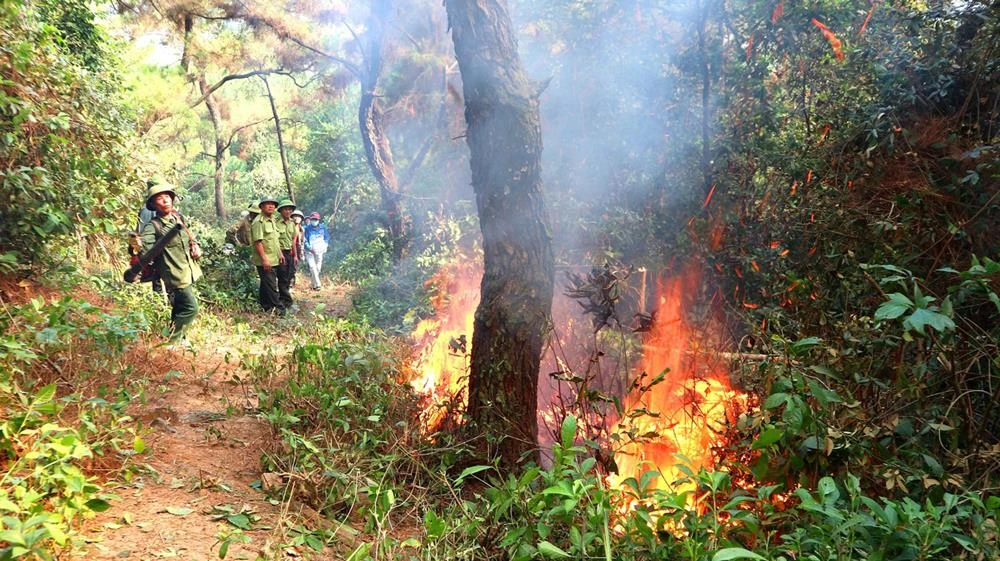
258,196,280,208
145,183,177,211
246,203,261,214
277,198,296,211
291,209,304,218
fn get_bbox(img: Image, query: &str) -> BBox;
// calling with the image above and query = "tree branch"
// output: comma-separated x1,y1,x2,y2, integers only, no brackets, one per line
188,69,283,108
224,117,274,151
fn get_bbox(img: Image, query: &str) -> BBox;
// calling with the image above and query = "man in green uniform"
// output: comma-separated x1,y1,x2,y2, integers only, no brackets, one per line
227,202,260,247
251,197,284,314
140,182,202,346
276,199,299,308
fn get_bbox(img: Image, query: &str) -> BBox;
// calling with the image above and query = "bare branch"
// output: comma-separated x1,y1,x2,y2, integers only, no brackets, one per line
188,69,282,108
224,117,274,151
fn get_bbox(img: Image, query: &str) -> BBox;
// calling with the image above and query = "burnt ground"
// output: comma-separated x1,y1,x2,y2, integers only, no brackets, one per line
73,282,353,561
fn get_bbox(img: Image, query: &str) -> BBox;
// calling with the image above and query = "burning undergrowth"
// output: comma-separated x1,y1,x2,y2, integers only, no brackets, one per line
408,257,749,493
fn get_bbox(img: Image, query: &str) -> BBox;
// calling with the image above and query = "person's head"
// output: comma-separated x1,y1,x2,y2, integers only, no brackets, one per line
145,183,178,215
246,203,262,217
291,209,304,224
278,199,296,219
258,197,279,217
308,212,321,226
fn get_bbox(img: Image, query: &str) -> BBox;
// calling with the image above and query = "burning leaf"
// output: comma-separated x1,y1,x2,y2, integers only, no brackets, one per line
771,1,784,24
811,18,845,61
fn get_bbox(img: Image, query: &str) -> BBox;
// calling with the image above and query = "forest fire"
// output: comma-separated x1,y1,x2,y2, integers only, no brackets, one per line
409,261,481,429
410,260,745,490
609,268,747,494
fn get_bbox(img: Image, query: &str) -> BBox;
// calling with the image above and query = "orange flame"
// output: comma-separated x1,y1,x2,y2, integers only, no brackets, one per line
409,261,481,430
811,18,845,61
611,267,746,493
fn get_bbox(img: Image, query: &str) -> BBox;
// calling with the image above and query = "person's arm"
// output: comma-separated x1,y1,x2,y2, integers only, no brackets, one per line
251,220,272,271
254,240,272,271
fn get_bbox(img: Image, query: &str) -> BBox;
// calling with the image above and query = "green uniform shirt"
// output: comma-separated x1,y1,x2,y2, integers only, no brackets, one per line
251,214,281,266
140,213,202,290
278,217,297,251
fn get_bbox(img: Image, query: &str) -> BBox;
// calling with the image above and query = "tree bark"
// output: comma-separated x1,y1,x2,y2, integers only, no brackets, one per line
358,0,407,263
261,74,294,201
198,74,226,219
444,0,554,470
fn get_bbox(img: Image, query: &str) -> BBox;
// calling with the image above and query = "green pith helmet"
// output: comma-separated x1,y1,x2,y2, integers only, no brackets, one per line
145,183,177,211
277,198,296,211
258,196,280,208
246,203,261,214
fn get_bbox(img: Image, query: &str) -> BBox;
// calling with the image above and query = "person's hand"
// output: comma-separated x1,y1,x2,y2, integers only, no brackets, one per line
278,253,286,266
262,257,272,272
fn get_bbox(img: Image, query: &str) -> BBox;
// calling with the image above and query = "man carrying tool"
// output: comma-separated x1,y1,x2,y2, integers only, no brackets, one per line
251,197,285,314
140,182,202,348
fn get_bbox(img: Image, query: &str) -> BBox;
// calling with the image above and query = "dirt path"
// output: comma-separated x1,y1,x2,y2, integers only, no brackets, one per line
76,283,352,561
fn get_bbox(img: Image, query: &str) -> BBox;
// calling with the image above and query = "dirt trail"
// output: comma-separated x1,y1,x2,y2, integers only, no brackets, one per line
77,283,352,561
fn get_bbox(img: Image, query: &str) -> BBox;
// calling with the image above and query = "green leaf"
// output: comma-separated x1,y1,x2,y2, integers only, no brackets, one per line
424,509,446,540
875,293,913,320
537,540,572,559
226,513,251,530
33,383,56,404
560,415,578,448
763,392,788,410
455,465,492,485
344,543,371,561
165,506,193,516
133,436,145,454
790,336,821,355
903,308,955,335
85,498,112,512
218,540,229,559
712,547,768,561
752,428,784,449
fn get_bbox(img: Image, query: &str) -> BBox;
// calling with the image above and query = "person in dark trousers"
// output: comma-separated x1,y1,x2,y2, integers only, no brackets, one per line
139,182,202,347
251,197,285,314
275,199,298,308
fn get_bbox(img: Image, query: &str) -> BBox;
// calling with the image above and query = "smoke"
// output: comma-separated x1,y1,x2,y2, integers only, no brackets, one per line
510,0,713,263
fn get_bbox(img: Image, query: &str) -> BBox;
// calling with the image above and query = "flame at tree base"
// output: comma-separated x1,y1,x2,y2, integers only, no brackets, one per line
409,260,481,431
610,267,747,494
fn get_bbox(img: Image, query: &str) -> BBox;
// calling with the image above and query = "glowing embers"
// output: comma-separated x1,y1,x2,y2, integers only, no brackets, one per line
409,261,481,430
611,269,747,493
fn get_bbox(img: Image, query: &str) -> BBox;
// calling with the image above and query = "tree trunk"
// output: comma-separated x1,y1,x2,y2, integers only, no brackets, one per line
359,0,407,263
444,0,554,470
261,75,294,201
198,74,226,219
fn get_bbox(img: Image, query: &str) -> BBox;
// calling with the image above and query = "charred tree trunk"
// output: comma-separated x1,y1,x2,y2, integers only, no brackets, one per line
198,74,226,219
445,0,554,470
359,0,407,262
261,75,294,201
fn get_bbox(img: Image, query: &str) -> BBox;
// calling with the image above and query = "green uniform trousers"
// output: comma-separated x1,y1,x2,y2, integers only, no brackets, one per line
167,285,199,341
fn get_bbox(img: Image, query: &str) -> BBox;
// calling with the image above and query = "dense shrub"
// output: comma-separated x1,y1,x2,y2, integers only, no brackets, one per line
0,0,137,272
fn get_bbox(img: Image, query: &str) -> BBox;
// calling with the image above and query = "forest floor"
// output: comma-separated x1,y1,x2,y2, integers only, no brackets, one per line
74,280,353,561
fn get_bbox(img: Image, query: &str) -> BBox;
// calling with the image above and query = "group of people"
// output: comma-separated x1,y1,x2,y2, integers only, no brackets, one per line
235,197,330,315
133,180,330,347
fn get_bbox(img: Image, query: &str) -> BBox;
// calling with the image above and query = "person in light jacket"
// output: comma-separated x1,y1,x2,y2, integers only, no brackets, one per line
303,212,329,290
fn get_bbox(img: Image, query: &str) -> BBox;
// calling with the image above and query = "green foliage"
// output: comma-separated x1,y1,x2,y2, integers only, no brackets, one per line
0,285,153,560
253,317,427,526
195,231,259,310
0,0,137,270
